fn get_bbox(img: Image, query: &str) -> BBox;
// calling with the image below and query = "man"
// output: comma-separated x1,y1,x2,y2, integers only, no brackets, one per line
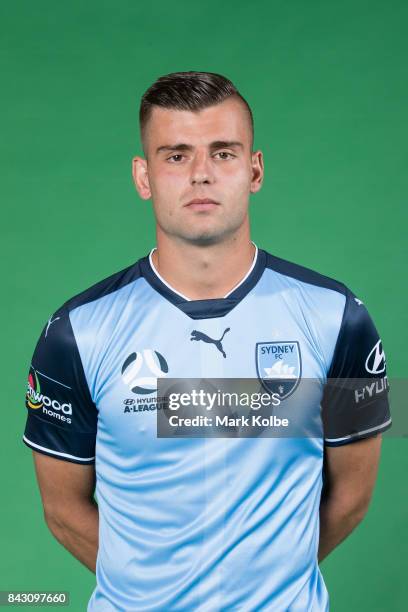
23,71,391,611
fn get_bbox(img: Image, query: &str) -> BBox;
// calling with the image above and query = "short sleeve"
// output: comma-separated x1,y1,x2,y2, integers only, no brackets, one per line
321,288,392,446
23,305,98,464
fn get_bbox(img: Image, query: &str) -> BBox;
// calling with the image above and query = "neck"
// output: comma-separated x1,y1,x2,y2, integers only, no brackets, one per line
151,228,256,301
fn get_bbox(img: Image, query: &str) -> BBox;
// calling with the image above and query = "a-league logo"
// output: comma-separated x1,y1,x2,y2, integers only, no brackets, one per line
121,349,169,395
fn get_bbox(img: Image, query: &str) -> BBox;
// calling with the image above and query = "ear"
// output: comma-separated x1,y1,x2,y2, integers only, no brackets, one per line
132,156,151,200
250,150,264,194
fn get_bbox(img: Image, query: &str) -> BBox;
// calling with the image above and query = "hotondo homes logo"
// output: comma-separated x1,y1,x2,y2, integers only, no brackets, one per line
26,367,72,424
26,369,43,410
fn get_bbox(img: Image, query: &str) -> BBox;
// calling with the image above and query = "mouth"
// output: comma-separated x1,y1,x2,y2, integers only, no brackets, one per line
185,198,220,211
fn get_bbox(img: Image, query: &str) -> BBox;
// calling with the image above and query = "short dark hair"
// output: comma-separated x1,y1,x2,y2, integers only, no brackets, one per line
139,71,254,156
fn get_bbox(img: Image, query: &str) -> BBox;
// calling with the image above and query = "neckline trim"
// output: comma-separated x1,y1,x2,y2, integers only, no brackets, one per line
140,243,266,320
148,243,259,301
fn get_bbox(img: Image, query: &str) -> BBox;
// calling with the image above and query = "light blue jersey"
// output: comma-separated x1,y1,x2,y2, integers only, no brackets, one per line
23,245,391,611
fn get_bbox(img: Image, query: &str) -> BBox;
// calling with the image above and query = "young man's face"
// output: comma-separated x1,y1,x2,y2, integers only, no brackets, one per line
132,96,263,246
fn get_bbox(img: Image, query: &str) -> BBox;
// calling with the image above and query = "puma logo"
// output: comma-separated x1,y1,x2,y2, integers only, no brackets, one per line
190,328,230,358
45,316,61,338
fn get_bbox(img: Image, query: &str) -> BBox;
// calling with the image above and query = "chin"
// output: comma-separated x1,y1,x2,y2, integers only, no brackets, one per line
183,226,235,246
166,219,243,246
186,234,221,246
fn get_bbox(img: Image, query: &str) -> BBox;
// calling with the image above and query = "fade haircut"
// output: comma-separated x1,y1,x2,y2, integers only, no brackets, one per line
139,71,254,158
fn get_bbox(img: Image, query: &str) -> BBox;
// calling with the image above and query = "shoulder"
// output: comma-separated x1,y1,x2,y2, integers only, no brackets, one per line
62,257,145,315
33,257,146,355
260,249,358,331
262,249,348,297
260,249,379,356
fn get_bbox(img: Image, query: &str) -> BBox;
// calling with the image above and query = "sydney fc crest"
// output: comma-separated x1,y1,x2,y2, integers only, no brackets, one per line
256,341,302,400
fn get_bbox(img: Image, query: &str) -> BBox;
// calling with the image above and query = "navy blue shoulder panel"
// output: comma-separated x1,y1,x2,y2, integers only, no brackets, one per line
64,260,143,313
264,251,347,295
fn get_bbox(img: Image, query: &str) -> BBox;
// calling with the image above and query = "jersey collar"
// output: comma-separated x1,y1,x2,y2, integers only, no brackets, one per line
139,243,267,320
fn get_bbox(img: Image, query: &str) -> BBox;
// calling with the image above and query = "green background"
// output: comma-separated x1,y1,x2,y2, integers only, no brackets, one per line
1,0,407,610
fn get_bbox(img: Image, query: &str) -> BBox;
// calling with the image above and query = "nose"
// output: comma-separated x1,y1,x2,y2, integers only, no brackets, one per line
190,151,214,185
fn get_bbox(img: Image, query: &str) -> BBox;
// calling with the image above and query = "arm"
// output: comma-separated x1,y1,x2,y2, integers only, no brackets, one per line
32,450,99,573
22,306,99,570
318,433,382,563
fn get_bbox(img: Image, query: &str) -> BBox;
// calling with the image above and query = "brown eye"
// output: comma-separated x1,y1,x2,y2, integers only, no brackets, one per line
215,151,234,160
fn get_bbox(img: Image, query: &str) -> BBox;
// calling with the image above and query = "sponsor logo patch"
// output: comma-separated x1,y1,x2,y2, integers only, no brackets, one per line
365,339,386,374
26,367,72,424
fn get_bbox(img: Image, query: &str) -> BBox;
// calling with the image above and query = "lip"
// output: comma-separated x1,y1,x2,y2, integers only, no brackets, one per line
185,198,220,209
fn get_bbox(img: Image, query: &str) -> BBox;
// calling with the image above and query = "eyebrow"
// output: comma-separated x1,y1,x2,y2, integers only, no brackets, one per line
155,140,244,155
